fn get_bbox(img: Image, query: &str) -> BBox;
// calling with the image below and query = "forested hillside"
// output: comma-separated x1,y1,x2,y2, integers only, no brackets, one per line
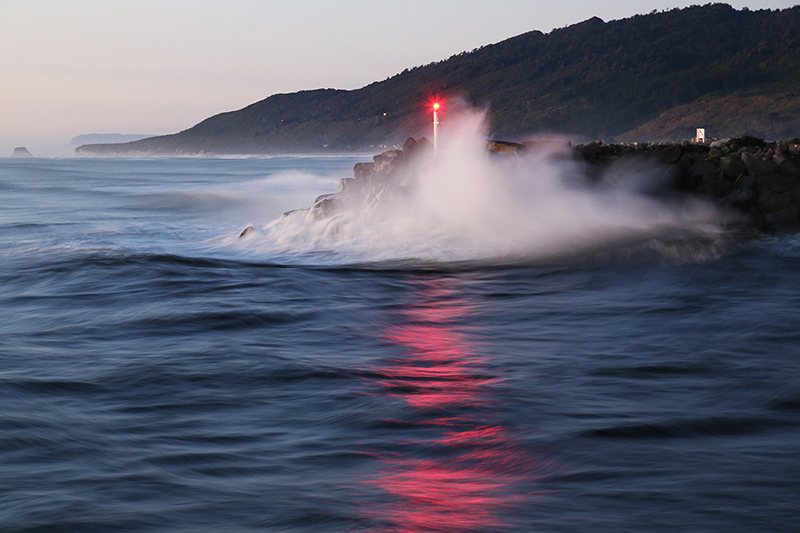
78,3,800,155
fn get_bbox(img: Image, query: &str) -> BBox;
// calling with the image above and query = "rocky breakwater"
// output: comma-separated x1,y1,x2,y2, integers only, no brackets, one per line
241,135,800,240
575,139,800,233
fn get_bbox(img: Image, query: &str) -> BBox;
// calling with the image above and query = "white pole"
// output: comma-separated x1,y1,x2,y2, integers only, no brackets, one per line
433,103,440,152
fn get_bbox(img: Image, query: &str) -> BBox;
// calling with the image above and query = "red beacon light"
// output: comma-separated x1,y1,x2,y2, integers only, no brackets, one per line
432,103,440,151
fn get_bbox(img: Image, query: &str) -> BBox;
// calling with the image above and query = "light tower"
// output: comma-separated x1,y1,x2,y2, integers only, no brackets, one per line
432,102,440,152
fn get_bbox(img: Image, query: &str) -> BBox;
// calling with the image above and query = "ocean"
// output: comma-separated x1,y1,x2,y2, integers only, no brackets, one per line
1,153,799,532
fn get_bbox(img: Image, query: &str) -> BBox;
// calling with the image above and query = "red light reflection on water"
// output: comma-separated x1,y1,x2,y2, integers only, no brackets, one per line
365,280,537,532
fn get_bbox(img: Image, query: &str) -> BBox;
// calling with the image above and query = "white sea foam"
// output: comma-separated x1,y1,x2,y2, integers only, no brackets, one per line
232,108,736,265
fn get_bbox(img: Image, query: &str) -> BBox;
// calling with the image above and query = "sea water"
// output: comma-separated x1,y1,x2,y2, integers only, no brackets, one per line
1,150,799,532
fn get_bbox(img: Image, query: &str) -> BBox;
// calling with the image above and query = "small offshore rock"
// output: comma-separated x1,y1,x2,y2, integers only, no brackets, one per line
239,226,254,238
11,147,32,157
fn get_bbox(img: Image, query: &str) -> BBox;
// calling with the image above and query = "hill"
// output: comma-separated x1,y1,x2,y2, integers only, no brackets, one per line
77,3,800,155
69,134,154,148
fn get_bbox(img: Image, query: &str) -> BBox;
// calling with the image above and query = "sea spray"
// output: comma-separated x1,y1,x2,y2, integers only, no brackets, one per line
235,108,736,265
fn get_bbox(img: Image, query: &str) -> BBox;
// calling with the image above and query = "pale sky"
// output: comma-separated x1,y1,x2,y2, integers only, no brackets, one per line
1,0,796,155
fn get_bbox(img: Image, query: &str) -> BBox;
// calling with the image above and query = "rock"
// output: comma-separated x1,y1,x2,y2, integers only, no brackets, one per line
373,150,404,173
689,159,718,178
723,188,756,206
487,140,524,155
773,154,800,178
756,174,799,195
719,156,746,179
707,147,723,162
312,192,347,217
353,162,375,180
11,147,32,157
679,152,702,170
741,152,777,176
758,191,794,213
663,144,683,163
239,226,254,238
338,177,365,195
409,136,433,157
698,179,732,197
765,205,800,230
578,141,603,158
732,174,756,190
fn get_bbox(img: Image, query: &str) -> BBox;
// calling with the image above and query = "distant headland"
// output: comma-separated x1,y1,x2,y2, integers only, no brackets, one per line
76,4,800,156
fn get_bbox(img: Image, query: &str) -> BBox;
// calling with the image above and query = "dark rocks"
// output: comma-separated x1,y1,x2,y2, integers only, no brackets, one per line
487,140,525,155
353,162,375,179
402,136,432,158
719,156,746,179
11,147,32,157
574,138,800,233
732,175,756,190
758,191,794,213
373,150,404,173
689,159,718,179
765,206,800,229
773,154,800,178
723,188,756,207
288,135,800,238
756,174,798,195
741,152,777,176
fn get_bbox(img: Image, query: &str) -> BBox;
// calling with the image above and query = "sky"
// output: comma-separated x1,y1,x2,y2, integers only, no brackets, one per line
1,0,797,155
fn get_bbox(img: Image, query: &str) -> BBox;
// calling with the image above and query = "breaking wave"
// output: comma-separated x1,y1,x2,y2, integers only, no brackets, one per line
230,109,739,265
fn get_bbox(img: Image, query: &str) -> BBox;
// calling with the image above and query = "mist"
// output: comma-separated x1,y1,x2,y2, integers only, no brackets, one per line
234,108,735,265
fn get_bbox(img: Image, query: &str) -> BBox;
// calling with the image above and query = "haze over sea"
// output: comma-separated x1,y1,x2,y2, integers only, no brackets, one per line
1,136,799,531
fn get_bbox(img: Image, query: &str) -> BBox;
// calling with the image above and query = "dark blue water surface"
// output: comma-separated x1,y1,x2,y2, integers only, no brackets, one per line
1,157,799,532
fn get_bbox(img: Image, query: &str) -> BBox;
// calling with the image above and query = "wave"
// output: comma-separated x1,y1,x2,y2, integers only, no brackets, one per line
230,109,742,267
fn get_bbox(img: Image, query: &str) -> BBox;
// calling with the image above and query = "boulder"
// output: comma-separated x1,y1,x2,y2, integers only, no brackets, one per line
773,154,800,178
487,140,524,155
758,191,794,213
741,152,777,176
338,177,365,195
765,205,800,230
723,188,756,207
719,156,747,179
732,174,756,190
698,179,732,197
578,141,603,158
689,159,718,178
353,162,375,180
756,174,799,195
373,150,404,173
663,144,683,163
312,192,346,218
